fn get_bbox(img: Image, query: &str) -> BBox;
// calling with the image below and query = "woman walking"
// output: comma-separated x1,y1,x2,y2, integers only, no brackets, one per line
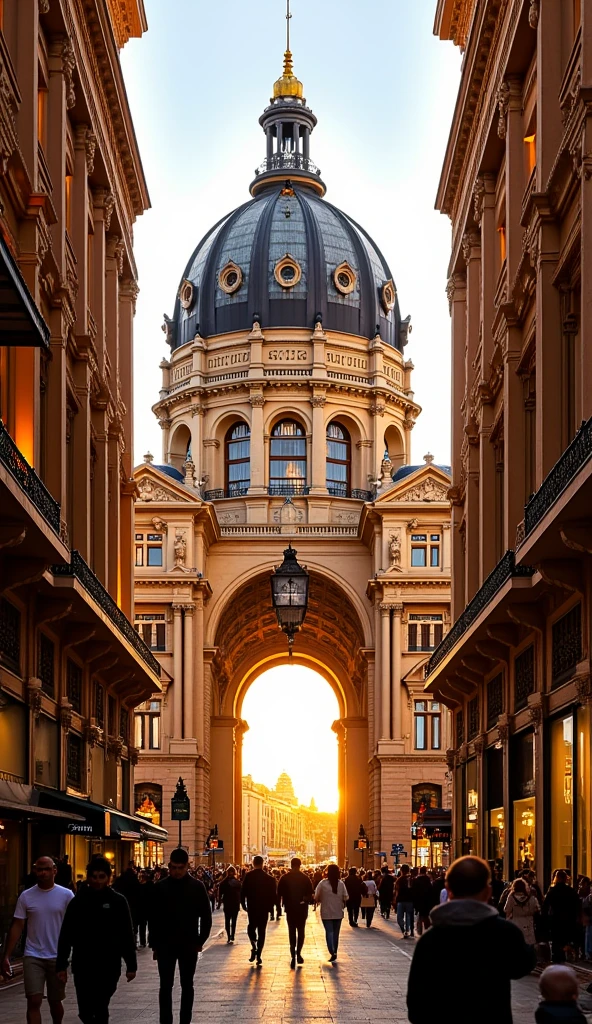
504,877,540,945
542,870,580,963
361,870,378,928
218,866,242,943
314,865,348,962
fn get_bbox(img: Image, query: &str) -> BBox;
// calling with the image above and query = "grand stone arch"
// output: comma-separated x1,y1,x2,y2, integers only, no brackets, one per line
209,570,369,864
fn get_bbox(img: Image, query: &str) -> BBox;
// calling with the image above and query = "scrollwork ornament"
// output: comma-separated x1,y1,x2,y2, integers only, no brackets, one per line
39,0,50,13
528,0,540,29
60,698,73,732
497,80,510,139
445,747,456,771
61,39,76,110
85,131,97,175
473,176,485,225
27,678,43,720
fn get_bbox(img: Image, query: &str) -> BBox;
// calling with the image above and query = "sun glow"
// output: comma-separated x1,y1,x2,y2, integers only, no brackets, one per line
241,664,339,813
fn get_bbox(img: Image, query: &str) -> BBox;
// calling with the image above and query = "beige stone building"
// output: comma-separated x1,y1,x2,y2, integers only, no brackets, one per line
0,0,164,947
428,0,592,883
133,47,452,868
242,773,337,865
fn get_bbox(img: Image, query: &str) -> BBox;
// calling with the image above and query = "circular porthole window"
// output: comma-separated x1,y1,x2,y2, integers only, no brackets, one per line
178,278,194,310
381,279,396,313
333,261,357,295
219,261,243,295
274,254,302,289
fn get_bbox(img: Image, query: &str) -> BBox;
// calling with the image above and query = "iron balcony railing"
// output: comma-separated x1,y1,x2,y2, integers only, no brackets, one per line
524,416,592,538
203,488,249,501
52,551,160,677
0,419,61,535
426,550,535,677
254,153,322,177
268,483,310,496
327,485,373,501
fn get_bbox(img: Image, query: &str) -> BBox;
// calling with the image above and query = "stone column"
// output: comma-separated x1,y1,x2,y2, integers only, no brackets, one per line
183,605,195,739
442,522,452,573
332,720,346,865
503,322,526,548
447,272,467,618
172,604,183,739
310,391,327,493
194,592,205,752
373,602,381,750
391,604,403,740
503,76,524,284
342,717,368,862
380,603,391,741
210,717,239,861
248,392,266,494
463,231,481,602
234,720,249,863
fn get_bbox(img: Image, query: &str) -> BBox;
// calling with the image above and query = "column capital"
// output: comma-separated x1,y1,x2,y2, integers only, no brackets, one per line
172,603,184,615
392,602,404,616
379,602,392,615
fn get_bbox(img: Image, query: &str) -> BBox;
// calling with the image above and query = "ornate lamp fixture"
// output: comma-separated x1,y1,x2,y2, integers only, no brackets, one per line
270,545,309,655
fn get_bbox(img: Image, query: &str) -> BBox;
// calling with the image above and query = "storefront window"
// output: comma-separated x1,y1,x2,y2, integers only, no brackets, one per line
514,797,536,873
489,808,505,866
465,758,479,856
578,705,591,879
135,783,162,826
0,819,21,951
551,714,573,875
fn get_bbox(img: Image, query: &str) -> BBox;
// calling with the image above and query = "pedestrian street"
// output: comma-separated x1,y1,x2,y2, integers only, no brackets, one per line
0,907,575,1024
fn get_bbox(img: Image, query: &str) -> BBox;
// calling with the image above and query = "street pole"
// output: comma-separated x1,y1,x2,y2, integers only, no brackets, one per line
179,819,182,849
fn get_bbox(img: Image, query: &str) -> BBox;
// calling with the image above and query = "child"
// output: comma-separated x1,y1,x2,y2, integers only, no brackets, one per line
535,965,587,1023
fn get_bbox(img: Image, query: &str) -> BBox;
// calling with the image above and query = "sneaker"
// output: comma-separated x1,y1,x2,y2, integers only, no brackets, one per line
249,948,257,962
297,954,304,965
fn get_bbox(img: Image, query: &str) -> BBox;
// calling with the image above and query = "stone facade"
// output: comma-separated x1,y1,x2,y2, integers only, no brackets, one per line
0,0,157,934
429,0,592,884
242,774,337,864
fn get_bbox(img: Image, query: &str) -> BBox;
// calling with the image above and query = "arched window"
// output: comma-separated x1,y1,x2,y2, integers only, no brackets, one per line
225,423,251,496
269,420,307,495
326,422,350,497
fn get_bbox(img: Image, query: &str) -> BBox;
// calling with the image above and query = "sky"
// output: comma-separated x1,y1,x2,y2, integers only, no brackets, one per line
120,1,462,468
241,665,340,812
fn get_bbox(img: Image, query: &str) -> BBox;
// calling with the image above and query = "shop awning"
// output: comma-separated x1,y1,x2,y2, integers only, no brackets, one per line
0,234,50,348
35,789,168,842
0,780,85,821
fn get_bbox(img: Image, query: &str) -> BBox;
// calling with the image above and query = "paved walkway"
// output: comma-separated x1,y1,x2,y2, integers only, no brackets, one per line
1,907,588,1023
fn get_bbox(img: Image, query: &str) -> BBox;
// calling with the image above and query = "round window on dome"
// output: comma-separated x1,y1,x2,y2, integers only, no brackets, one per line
178,279,194,310
219,261,243,295
333,262,357,296
274,254,302,289
381,279,396,313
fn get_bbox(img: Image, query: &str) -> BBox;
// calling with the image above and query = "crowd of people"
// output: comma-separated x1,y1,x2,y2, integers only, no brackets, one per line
2,850,592,1023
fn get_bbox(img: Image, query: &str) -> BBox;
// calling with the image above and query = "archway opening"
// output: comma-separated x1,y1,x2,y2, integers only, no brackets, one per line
241,664,339,864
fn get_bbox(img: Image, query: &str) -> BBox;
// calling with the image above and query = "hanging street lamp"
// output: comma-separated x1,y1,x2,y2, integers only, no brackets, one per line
270,544,310,656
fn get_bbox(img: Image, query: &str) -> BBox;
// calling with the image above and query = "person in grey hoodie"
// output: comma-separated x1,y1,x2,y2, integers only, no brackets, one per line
406,856,536,1024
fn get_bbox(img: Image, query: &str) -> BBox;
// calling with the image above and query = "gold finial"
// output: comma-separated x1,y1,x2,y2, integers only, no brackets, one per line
273,0,303,99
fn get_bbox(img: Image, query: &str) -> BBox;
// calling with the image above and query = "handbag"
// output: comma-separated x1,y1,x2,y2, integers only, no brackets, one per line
361,895,376,908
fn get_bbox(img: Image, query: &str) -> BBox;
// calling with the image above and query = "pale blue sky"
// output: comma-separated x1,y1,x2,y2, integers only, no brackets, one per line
121,1,461,466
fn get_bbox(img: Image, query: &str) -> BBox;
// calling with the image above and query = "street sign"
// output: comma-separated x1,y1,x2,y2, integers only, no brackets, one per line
354,838,368,850
391,843,404,855
207,839,224,851
171,796,190,821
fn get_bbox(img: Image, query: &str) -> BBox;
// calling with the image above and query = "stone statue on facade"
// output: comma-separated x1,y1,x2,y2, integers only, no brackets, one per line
174,531,186,566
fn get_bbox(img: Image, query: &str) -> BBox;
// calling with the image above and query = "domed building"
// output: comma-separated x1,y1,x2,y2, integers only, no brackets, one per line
132,42,453,868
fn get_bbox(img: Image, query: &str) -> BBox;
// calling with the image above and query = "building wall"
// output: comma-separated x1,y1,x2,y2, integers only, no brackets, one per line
0,0,154,928
133,320,452,866
430,0,592,885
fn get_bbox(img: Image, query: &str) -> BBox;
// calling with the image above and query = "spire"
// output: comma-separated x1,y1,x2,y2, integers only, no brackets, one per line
250,1,325,197
273,0,303,99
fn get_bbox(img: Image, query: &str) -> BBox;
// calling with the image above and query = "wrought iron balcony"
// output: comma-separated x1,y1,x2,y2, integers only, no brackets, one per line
203,488,249,501
327,485,373,501
0,419,61,534
426,550,535,677
52,551,160,677
268,483,310,496
524,416,592,538
254,153,321,177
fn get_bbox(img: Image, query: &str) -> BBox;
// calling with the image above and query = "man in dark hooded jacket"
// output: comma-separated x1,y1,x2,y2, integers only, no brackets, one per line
407,856,535,1024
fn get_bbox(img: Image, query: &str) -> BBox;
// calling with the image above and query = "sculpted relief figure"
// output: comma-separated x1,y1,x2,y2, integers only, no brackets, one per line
174,531,187,566
389,531,402,568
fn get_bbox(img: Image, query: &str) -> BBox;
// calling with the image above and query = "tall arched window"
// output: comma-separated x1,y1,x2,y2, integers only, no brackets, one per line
269,420,307,495
326,422,350,497
225,422,251,496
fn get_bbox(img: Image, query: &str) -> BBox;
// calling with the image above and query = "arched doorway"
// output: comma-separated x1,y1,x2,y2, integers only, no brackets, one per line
241,665,339,863
207,569,370,864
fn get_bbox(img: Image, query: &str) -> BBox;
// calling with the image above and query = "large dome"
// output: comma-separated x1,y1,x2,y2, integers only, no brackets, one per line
170,186,404,351
166,48,408,354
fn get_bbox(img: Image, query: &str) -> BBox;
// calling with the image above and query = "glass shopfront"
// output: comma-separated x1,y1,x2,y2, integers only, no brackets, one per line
465,759,479,856
0,818,21,951
550,714,573,875
486,746,504,868
577,706,591,879
511,730,536,873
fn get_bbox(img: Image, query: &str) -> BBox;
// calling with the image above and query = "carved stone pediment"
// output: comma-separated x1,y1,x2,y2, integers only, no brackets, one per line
134,468,200,504
398,477,449,502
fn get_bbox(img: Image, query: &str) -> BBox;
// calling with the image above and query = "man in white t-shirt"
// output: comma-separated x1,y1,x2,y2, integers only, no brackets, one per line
1,855,74,1024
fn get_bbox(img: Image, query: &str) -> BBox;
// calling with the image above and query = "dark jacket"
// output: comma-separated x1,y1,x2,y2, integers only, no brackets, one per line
411,873,434,914
240,868,277,914
56,885,137,975
407,899,536,1024
542,883,580,942
277,870,313,916
113,868,141,919
218,876,242,911
344,873,366,904
149,874,212,952
394,874,413,904
378,872,395,902
535,1003,587,1024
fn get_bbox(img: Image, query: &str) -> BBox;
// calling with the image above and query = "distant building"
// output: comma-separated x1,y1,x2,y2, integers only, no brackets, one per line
242,774,337,864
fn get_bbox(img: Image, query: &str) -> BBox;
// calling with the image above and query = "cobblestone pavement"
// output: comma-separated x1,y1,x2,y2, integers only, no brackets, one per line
1,907,590,1023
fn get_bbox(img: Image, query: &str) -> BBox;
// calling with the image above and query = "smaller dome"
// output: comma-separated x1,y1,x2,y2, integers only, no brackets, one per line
392,464,451,482
273,50,303,99
153,464,184,482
